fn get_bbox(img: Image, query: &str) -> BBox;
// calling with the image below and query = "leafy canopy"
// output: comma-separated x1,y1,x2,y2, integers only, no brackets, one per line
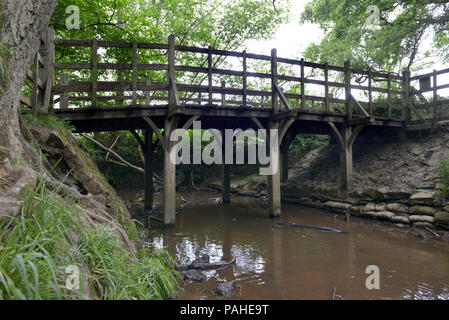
300,0,449,72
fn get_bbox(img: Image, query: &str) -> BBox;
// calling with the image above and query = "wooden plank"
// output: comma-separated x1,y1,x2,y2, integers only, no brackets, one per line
368,70,373,116
402,70,411,124
208,46,213,104
221,81,226,107
344,61,351,119
145,75,151,105
433,69,438,122
271,49,279,113
350,93,370,118
242,50,247,107
324,63,329,112
275,84,291,111
92,39,98,106
300,58,305,110
387,72,392,118
132,40,138,104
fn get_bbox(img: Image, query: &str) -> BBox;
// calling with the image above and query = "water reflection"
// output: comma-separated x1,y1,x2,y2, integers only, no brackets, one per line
140,192,449,300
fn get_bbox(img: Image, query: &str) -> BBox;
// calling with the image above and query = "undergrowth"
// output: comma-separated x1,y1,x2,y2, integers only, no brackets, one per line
23,112,75,132
0,178,179,300
439,154,449,199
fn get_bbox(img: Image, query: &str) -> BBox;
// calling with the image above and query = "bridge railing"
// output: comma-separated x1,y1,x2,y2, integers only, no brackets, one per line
23,29,449,125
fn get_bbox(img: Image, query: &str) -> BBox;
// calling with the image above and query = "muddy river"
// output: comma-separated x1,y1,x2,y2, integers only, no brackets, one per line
119,189,449,300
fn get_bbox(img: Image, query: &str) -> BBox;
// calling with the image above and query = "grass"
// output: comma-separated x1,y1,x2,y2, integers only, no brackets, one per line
23,112,75,132
0,178,179,300
439,154,449,200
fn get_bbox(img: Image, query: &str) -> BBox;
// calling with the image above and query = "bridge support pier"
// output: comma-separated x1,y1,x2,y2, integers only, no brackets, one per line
144,129,154,212
268,121,281,218
328,123,365,197
163,117,179,228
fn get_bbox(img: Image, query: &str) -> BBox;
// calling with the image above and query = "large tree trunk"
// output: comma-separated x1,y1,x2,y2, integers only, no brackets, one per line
0,0,58,217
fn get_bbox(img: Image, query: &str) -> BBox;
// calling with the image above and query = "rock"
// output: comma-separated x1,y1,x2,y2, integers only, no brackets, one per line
409,190,440,205
442,234,449,242
216,282,235,297
390,215,410,224
409,206,437,216
191,255,210,268
374,204,388,211
182,269,207,282
416,231,428,241
323,201,352,211
413,222,434,229
386,203,409,214
435,211,449,226
362,211,394,220
409,215,435,224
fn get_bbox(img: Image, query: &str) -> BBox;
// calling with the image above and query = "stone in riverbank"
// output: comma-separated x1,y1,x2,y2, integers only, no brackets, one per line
386,203,409,214
216,282,236,297
409,206,437,216
391,215,410,224
362,211,395,220
409,215,435,224
435,211,449,226
413,222,435,229
409,190,440,206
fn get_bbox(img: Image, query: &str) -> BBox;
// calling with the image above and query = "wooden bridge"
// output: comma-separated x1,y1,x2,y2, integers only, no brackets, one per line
23,28,449,227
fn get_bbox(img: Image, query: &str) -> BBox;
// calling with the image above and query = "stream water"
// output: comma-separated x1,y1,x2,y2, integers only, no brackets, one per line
119,189,449,300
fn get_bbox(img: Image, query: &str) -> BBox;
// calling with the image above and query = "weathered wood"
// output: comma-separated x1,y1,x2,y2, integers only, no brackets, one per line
300,58,305,110
387,73,392,118
208,45,213,104
242,50,247,107
168,34,177,110
59,74,69,110
267,121,281,218
132,40,138,104
368,70,373,116
344,61,351,119
433,69,438,122
145,75,151,105
144,129,153,211
163,116,179,227
271,49,279,113
325,63,329,112
402,70,411,124
221,81,226,107
92,39,98,107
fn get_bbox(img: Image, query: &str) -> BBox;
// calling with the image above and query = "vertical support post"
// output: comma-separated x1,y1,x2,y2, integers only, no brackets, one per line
145,75,151,105
339,125,353,196
59,74,69,110
221,81,226,107
116,74,124,106
132,40,138,105
344,60,352,120
242,50,247,107
144,129,153,212
32,52,39,112
91,39,98,107
221,129,231,204
271,49,279,113
324,62,329,112
402,70,411,124
433,69,438,123
368,70,373,116
168,34,176,111
268,121,281,218
300,58,305,110
208,45,213,105
163,118,178,227
387,72,392,118
42,27,55,113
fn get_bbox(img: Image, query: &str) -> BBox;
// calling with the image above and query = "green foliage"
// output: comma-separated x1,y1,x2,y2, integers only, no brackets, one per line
301,0,449,72
439,154,449,199
0,179,179,300
289,135,328,158
23,112,75,132
79,226,179,300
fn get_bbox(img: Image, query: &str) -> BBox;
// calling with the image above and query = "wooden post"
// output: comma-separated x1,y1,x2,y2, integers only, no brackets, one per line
368,70,373,116
271,49,279,113
92,39,98,107
280,143,289,183
344,60,352,120
208,45,213,105
221,129,231,204
268,121,281,218
144,129,153,212
340,125,353,195
132,40,138,105
145,75,151,105
433,69,438,123
59,74,69,110
402,70,411,124
221,81,226,107
387,72,392,118
242,50,247,107
41,27,55,113
300,58,305,110
324,62,329,112
168,34,176,111
32,52,39,112
163,117,178,227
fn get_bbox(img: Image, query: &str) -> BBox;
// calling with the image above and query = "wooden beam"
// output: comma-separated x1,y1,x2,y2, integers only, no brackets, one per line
271,48,279,113
144,129,153,211
132,40,138,104
344,61,351,119
92,39,98,107
143,117,166,151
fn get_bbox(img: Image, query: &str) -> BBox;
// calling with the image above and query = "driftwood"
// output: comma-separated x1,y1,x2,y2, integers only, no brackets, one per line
277,222,346,233
177,258,236,271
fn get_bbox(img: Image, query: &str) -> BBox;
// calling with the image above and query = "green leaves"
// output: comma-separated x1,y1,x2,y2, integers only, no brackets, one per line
301,0,449,72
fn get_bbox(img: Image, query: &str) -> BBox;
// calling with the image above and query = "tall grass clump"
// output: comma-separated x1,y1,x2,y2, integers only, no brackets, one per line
0,180,82,299
439,154,449,199
0,179,179,300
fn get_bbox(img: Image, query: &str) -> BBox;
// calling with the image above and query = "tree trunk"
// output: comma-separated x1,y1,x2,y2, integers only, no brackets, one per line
0,0,57,217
